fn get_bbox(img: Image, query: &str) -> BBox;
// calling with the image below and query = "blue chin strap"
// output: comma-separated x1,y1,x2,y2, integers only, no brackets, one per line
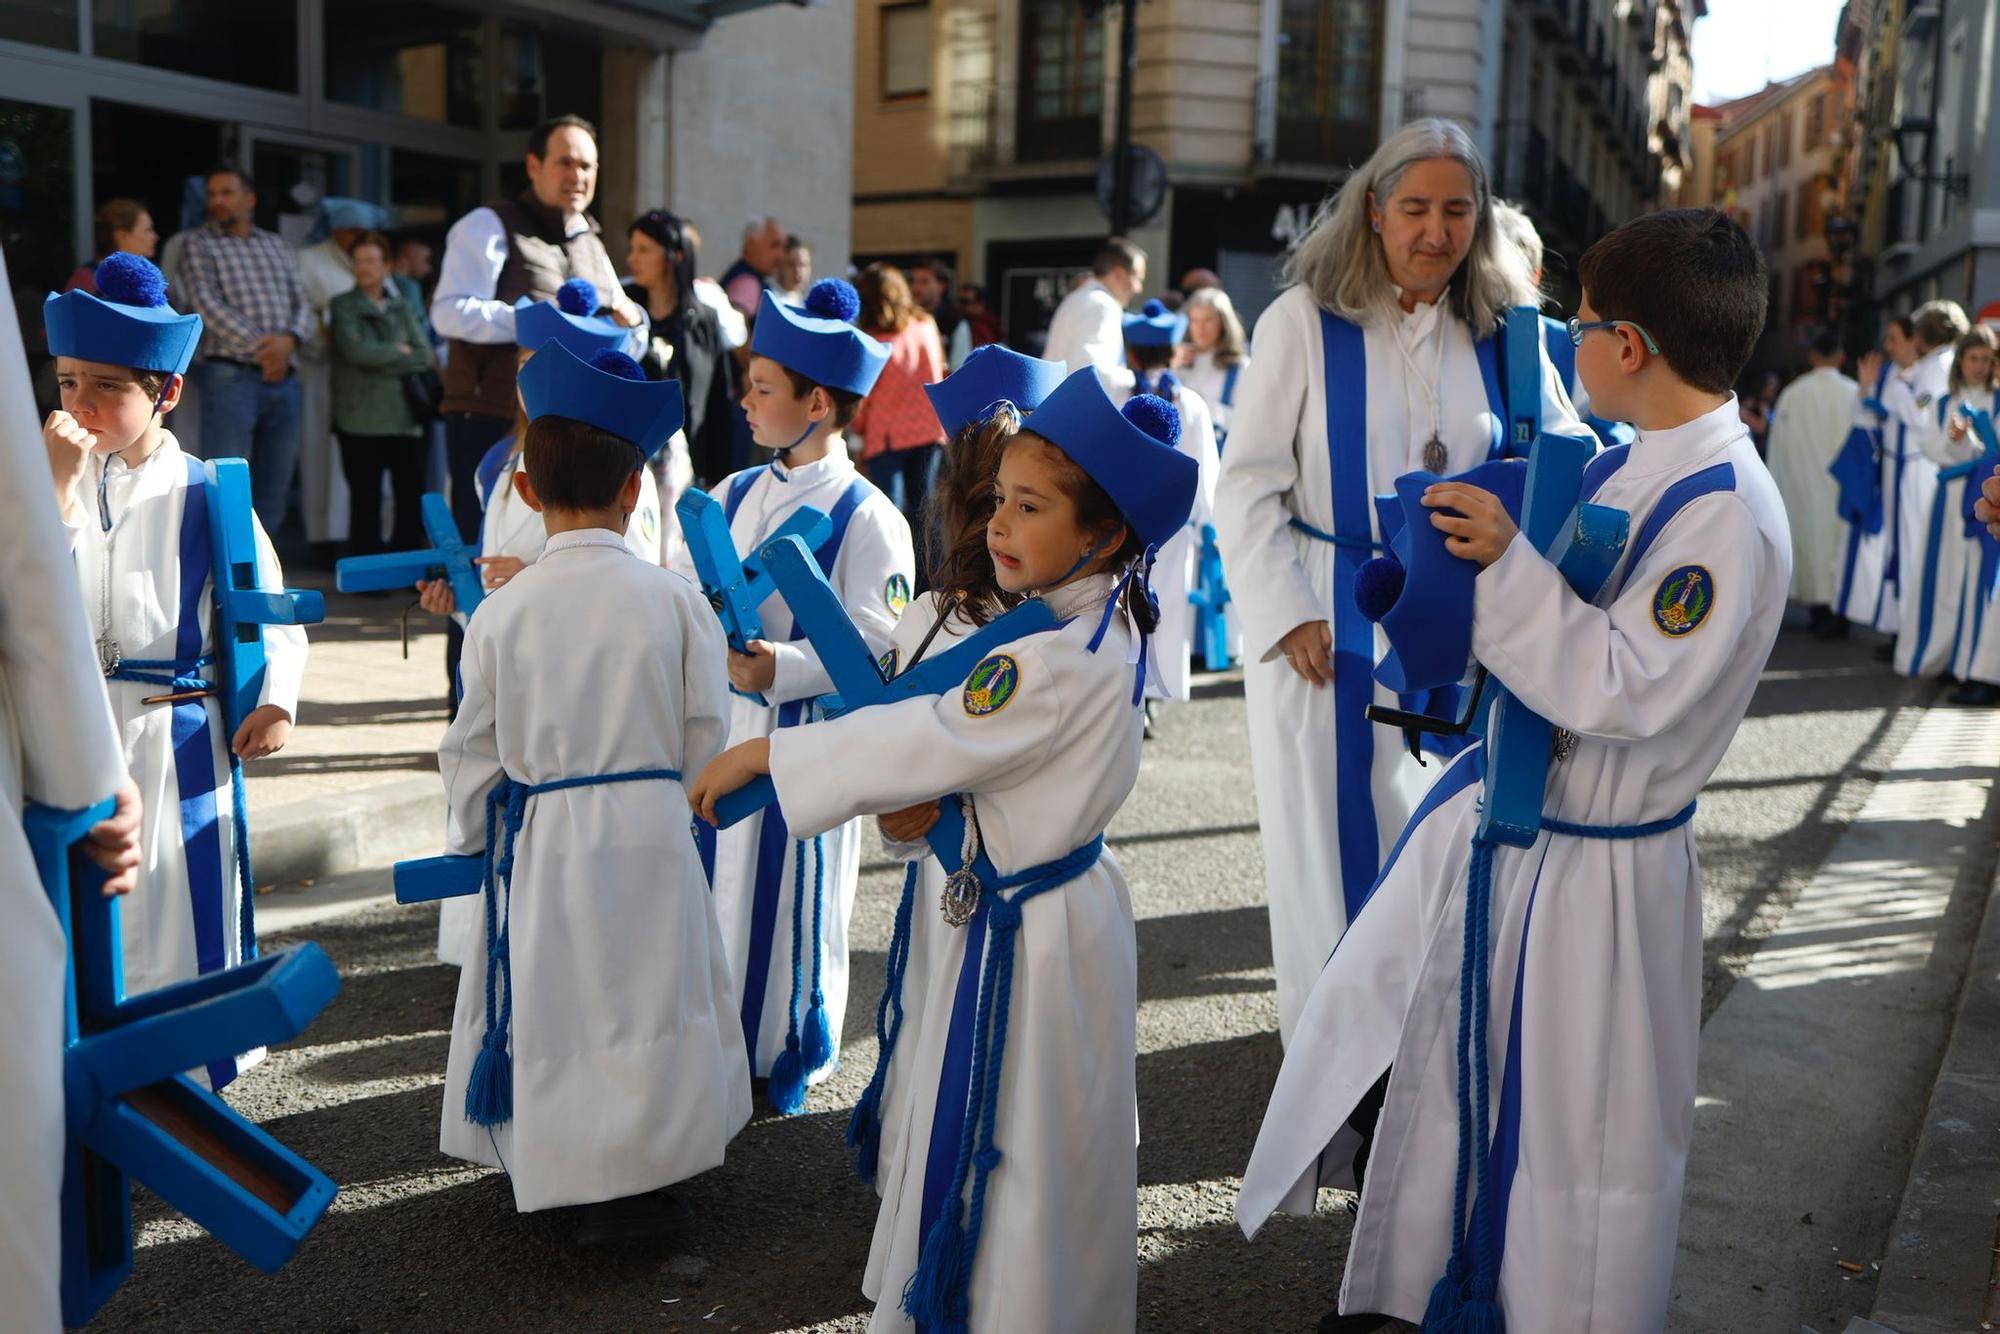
1084,544,1161,704
769,419,820,459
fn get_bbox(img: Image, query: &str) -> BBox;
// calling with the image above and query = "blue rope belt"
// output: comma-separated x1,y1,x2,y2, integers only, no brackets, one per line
463,766,683,1128
109,654,259,966
1426,800,1697,1333
902,834,1106,1331
769,831,833,1114
1289,515,1383,552
849,859,919,1183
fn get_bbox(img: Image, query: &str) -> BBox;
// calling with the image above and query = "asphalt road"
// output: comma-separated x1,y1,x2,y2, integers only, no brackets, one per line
96,616,1947,1333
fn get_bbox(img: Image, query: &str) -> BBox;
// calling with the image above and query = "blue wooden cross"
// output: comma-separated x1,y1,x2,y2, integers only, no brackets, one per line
676,487,836,705
208,458,326,731
333,492,485,617
1188,521,1233,670
22,797,340,1326
1475,309,1629,846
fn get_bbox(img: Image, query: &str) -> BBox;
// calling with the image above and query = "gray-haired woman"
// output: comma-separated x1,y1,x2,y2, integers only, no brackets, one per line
1212,119,1586,1061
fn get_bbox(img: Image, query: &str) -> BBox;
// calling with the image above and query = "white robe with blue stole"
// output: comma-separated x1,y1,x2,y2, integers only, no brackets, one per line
1914,386,2000,682
1238,400,1790,1331
670,449,915,1080
1212,286,1586,1044
0,250,129,1334
768,572,1143,1334
60,431,307,1089
1830,363,1905,632
1894,346,1956,676
435,433,668,965
1098,367,1222,701
437,530,750,1210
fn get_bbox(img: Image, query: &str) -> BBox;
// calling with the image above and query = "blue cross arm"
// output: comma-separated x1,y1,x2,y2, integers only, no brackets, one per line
334,491,484,619
676,488,835,653
206,459,325,734
1964,405,1999,457
394,853,483,903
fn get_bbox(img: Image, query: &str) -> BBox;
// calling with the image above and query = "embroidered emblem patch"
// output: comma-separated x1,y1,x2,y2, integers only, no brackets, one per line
640,507,658,543
1915,392,1934,411
1652,565,1714,637
963,653,1021,717
879,646,899,679
884,573,911,615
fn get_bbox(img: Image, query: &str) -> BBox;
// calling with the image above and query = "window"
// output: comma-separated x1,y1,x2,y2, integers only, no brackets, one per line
1016,0,1102,160
0,0,76,50
1269,0,1382,166
325,2,485,129
1804,93,1825,150
0,97,76,364
1795,179,1815,241
1771,191,1787,249
880,3,931,100
498,21,601,134
94,0,298,93
1777,109,1793,169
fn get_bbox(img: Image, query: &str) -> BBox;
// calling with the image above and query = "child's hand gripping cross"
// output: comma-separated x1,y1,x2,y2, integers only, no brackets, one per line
1423,481,1519,568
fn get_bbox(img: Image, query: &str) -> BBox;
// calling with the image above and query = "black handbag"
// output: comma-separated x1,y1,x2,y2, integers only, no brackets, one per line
402,368,443,422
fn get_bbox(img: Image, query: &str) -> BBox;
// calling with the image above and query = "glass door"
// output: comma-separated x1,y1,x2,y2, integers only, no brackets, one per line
0,94,80,412
239,129,360,246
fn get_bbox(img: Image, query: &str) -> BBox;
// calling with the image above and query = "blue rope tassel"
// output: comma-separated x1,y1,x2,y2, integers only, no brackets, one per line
801,833,836,1073
850,860,920,1185
903,836,1104,1332
1422,801,1697,1333
464,767,682,1128
769,836,813,1115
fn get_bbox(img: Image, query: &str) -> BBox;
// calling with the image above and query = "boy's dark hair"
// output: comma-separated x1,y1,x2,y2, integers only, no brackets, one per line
1807,327,1843,360
522,415,639,511
778,366,864,428
1094,237,1145,278
1888,314,1916,339
1578,208,1766,394
1014,432,1160,636
528,114,597,161
206,162,253,192
910,255,952,283
1124,342,1174,372
135,369,171,400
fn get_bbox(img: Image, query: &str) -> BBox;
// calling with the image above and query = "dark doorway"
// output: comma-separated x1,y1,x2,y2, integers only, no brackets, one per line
90,98,226,256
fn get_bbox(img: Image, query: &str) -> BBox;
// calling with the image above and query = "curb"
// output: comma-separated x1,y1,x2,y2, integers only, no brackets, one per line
1870,857,2000,1334
250,775,446,889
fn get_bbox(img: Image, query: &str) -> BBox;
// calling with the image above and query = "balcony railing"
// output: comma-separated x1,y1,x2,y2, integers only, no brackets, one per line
947,79,1102,185
1254,73,1378,174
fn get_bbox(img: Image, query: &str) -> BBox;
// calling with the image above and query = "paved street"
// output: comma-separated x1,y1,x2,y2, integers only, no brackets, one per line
94,612,1996,1334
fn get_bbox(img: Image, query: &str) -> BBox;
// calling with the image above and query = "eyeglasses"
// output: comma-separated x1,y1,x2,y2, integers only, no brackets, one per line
1567,316,1660,356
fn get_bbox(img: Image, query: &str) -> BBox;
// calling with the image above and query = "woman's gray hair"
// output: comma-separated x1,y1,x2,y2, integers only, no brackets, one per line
1283,118,1536,337
1489,200,1549,309
1181,286,1249,368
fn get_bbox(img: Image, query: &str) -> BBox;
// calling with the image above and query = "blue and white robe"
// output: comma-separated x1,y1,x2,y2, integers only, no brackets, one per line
1831,363,1904,631
671,448,914,1081
1238,399,1791,1331
1906,387,2000,682
1212,288,1586,1044
1894,346,1956,676
62,431,307,1089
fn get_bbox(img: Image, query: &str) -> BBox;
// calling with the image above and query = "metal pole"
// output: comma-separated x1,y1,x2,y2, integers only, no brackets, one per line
1111,0,1139,234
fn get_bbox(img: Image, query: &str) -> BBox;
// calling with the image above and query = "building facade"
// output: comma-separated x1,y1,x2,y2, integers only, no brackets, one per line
850,0,1698,349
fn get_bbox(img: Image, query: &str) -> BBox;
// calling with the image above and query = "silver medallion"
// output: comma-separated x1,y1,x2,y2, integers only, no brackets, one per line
1422,435,1449,475
1551,727,1578,764
97,634,122,677
940,867,981,928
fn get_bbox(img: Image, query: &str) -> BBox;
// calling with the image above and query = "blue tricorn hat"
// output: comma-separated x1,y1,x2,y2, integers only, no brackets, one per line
517,342,685,464
1360,458,1529,694
319,196,388,235
1024,367,1197,552
514,278,629,359
43,254,203,377
924,344,1068,435
1121,298,1187,348
749,280,889,397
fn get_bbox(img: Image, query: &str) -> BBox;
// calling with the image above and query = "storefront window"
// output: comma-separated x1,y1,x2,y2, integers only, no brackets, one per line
90,100,226,260
1,0,78,50
95,0,298,94
249,141,353,242
0,97,76,407
325,2,484,129
497,22,600,134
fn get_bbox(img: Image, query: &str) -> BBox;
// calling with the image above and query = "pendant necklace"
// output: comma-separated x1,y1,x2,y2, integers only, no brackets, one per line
1391,305,1451,475
94,457,132,676
940,792,982,927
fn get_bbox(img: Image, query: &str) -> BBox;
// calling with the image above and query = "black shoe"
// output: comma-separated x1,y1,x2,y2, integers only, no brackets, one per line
1812,612,1851,640
1874,642,1896,663
1142,700,1158,741
1317,1311,1396,1334
1951,680,2000,706
572,1191,686,1246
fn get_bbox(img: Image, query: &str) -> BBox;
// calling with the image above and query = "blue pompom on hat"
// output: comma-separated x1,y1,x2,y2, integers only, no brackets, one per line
512,283,629,361
517,339,685,463
1121,298,1187,348
749,279,889,398
43,254,203,377
556,278,599,317
923,344,1069,435
1023,368,1196,552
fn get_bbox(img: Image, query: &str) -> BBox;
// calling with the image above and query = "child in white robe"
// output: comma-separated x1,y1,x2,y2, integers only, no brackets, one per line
1237,209,1790,1334
1892,300,1972,677
42,255,305,1090
691,366,1197,1334
669,279,912,1113
436,341,750,1239
1931,327,2000,703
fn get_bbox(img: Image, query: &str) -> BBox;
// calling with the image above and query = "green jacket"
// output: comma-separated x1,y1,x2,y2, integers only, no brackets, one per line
329,285,436,437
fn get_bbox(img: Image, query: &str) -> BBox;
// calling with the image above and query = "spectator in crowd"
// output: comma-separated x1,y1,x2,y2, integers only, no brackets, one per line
430,113,641,544
298,197,390,546
1045,236,1146,373
63,199,158,294
683,220,748,349
180,162,316,529
1764,329,1858,636
1180,266,1222,294
720,215,784,321
909,255,972,369
1740,369,1781,458
392,235,435,312
1177,285,1252,446
329,230,436,556
850,262,947,529
774,234,811,305
955,281,1003,349
624,207,737,486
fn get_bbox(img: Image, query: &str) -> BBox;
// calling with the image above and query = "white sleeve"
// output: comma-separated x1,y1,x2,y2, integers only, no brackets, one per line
1078,294,1126,373
1182,391,1221,529
1471,494,1774,743
679,583,730,780
1212,294,1323,661
438,622,504,858
251,515,308,720
768,497,917,704
769,638,1064,839
429,209,516,345
949,319,973,371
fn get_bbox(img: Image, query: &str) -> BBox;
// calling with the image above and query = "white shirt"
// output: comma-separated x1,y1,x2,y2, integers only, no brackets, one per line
430,206,642,345
1044,278,1127,374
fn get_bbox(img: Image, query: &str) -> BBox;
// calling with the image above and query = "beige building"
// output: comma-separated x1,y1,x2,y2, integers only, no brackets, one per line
851,0,1698,347
1698,64,1850,366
